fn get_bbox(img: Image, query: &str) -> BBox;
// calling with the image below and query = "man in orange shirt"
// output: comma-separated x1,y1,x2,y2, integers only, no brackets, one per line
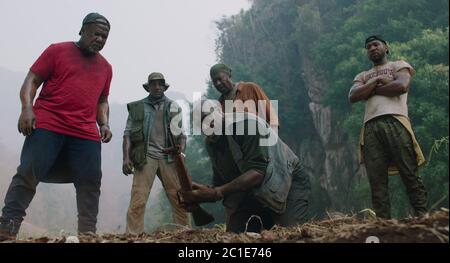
209,63,279,130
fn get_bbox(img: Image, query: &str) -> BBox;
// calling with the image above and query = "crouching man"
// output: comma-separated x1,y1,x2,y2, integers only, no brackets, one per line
181,101,310,233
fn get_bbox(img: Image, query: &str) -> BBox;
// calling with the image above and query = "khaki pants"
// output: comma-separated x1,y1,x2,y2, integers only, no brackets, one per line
126,156,190,234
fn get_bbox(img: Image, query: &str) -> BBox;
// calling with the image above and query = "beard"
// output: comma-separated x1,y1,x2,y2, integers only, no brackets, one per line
150,92,164,100
369,50,387,63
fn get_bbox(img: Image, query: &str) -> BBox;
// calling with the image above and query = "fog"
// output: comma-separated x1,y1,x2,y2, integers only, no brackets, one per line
0,0,250,235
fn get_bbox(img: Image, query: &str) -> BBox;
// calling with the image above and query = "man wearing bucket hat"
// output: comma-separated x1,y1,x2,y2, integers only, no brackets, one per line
0,12,112,241
122,72,189,234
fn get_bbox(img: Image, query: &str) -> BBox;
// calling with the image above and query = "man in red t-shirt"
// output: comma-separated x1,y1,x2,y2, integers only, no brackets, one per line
0,13,113,241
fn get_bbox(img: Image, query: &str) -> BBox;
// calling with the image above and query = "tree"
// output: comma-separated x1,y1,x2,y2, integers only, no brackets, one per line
210,0,448,218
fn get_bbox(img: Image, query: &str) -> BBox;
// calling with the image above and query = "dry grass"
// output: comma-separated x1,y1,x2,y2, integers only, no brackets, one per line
6,208,448,243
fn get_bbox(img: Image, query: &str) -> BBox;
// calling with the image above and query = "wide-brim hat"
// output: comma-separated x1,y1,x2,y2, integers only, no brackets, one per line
142,72,170,92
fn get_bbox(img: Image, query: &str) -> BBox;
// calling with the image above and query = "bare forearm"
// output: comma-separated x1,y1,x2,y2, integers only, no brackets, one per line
96,101,109,126
20,86,36,110
20,71,42,109
178,135,187,153
374,81,408,97
369,69,411,98
348,81,378,103
123,135,131,161
18,72,42,135
216,169,264,197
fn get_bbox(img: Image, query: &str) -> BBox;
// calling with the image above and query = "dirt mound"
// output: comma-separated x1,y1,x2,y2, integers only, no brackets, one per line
5,208,448,243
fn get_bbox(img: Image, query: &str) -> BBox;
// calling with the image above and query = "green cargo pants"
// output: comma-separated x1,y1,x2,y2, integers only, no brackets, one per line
363,115,428,219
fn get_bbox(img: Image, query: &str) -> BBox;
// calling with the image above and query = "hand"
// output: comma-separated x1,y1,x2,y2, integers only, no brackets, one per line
100,124,112,143
122,158,133,175
366,77,379,86
368,87,377,98
179,183,222,204
163,145,182,155
376,76,392,86
18,107,36,136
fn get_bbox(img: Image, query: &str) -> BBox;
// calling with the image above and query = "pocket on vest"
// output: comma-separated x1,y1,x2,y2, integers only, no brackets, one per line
130,126,144,143
253,163,292,214
268,162,292,202
131,144,145,167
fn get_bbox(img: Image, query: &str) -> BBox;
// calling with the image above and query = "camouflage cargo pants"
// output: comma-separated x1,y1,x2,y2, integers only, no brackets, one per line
364,115,428,219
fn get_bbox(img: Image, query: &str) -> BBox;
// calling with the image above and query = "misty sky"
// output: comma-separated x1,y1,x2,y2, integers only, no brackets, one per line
0,0,250,104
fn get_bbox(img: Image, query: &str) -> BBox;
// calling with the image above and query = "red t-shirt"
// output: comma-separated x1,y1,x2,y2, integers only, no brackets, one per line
30,42,112,141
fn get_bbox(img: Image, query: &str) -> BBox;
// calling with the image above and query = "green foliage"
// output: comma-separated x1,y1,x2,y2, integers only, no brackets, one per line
184,0,448,224
336,31,448,216
297,0,449,216
428,136,449,164
214,0,314,139
423,136,449,211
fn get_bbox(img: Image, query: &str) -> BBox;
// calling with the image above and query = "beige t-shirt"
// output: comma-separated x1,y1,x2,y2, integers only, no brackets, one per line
353,60,415,123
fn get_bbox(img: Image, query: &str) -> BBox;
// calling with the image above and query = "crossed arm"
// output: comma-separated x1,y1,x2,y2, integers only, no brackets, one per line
348,68,412,103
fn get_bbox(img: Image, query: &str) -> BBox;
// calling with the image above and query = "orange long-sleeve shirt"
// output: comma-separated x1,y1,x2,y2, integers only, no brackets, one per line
219,82,279,128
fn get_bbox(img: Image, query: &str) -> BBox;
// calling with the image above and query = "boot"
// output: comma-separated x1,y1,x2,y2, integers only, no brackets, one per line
0,217,20,241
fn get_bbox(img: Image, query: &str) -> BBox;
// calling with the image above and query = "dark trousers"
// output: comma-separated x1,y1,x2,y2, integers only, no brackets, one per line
276,160,310,226
226,197,275,233
1,129,102,233
226,160,310,233
364,115,428,219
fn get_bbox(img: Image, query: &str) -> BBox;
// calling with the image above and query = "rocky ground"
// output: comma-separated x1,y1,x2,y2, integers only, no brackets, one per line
4,208,448,243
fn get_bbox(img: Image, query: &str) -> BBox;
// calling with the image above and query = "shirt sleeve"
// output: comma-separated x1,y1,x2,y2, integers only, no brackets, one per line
395,60,415,77
236,82,279,127
233,119,269,176
205,139,225,187
353,71,365,84
30,44,57,80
